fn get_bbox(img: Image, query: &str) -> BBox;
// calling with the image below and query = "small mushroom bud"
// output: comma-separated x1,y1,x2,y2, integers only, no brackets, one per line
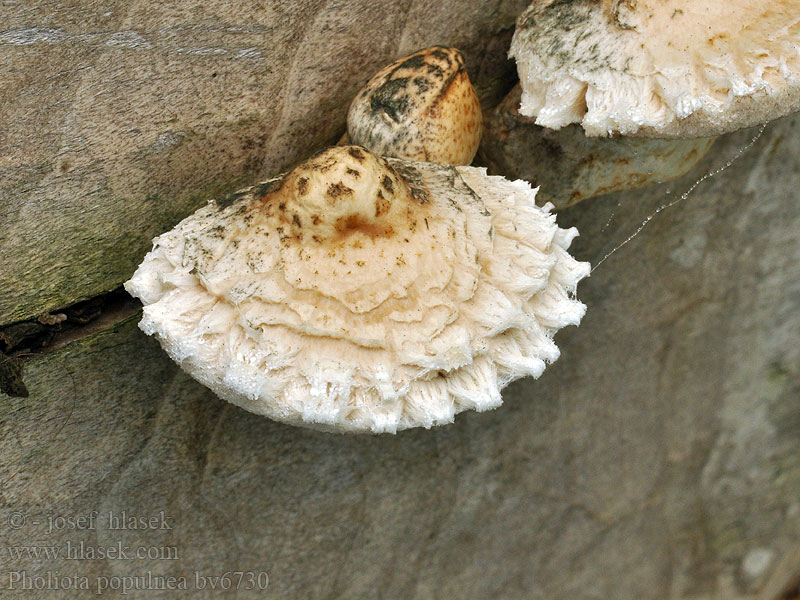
347,46,483,165
125,145,588,433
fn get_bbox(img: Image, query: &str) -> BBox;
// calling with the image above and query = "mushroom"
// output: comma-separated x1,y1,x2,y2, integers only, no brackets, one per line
477,85,717,209
125,146,589,433
347,46,483,165
509,0,800,137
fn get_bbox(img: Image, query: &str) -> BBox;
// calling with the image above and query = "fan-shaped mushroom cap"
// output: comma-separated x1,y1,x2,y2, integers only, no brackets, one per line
347,47,483,165
509,0,800,138
125,146,588,433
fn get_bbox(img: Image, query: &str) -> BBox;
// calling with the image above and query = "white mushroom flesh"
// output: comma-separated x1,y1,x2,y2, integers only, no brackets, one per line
125,146,588,433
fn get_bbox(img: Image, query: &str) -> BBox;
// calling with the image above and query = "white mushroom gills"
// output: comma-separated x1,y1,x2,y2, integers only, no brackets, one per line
347,46,483,165
509,0,800,138
125,145,589,433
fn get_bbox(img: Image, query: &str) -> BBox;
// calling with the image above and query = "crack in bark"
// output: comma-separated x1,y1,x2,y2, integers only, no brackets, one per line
0,287,141,398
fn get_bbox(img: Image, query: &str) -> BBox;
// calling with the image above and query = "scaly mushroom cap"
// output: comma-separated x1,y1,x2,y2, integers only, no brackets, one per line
347,47,483,165
125,146,588,433
509,0,800,138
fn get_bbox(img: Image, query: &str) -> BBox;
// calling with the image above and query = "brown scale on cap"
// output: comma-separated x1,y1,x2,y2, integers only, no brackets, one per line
254,146,429,246
347,46,483,166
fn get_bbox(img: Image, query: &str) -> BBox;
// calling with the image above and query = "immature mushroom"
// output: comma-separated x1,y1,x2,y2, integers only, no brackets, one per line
509,0,800,137
347,46,483,165
477,85,716,209
125,146,588,433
